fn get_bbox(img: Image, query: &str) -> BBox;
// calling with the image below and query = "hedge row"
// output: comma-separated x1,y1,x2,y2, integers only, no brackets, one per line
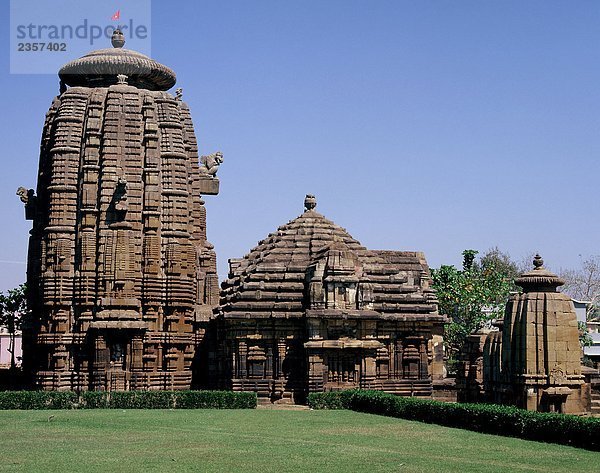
0,390,257,410
308,390,600,451
0,391,78,410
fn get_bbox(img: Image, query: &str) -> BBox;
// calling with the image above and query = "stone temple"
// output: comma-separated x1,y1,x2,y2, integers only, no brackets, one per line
482,255,589,413
24,29,589,411
206,195,447,403
457,255,591,413
19,31,447,399
20,30,222,391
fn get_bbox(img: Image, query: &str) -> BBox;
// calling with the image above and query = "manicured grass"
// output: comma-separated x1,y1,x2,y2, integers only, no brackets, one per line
0,409,596,472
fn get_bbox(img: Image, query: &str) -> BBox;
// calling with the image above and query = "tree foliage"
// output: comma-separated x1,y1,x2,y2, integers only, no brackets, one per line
430,249,517,357
559,256,600,321
0,284,27,370
474,246,521,281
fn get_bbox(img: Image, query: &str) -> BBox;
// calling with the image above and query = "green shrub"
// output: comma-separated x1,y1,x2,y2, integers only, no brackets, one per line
174,390,256,409
0,391,77,410
101,390,256,409
307,390,357,410
0,390,257,410
309,390,600,451
81,391,110,409
107,391,174,409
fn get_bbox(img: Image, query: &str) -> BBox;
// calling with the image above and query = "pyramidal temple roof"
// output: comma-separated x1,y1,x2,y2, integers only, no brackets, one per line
219,195,443,321
226,195,366,276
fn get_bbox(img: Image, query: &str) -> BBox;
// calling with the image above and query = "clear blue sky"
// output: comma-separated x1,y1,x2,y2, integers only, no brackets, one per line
0,1,598,291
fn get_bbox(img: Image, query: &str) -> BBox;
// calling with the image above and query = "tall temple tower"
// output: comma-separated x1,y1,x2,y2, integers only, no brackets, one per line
19,30,222,391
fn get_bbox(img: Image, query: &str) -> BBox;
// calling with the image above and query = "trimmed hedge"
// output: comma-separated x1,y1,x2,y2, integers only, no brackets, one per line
81,391,109,409
174,390,256,409
0,391,78,410
306,390,355,410
308,390,600,451
0,390,256,410
107,391,174,409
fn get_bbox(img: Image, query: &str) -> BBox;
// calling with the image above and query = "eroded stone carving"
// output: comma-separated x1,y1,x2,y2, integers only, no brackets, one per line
16,187,37,220
200,151,224,176
16,187,33,204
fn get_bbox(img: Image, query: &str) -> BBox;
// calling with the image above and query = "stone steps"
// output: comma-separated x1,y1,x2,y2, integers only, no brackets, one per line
591,394,600,414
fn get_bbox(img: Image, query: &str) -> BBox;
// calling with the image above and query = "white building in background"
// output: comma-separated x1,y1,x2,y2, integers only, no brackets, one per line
572,299,600,365
0,328,22,368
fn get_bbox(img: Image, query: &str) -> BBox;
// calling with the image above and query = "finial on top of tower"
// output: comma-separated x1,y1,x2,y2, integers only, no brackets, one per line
304,194,316,211
111,28,125,48
515,253,564,292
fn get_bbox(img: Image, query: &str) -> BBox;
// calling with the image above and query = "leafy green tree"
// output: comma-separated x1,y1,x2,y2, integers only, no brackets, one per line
578,322,593,348
431,249,517,359
475,246,521,282
0,284,27,370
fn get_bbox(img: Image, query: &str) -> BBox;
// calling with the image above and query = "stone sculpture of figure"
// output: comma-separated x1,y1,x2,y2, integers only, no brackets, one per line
17,187,37,220
175,88,183,101
200,151,224,176
113,178,129,213
16,187,33,204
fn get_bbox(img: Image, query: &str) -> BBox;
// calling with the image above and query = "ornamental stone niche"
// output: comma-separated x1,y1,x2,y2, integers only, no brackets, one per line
19,30,221,391
482,255,590,413
210,195,447,404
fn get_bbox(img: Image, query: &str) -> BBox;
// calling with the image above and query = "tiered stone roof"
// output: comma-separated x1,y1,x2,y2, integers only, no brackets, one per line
219,196,443,321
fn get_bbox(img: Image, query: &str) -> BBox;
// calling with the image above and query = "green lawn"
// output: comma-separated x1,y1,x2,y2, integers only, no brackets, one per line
0,409,595,473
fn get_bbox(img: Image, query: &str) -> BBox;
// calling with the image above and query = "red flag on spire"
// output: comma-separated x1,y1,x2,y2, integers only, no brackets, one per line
111,10,121,21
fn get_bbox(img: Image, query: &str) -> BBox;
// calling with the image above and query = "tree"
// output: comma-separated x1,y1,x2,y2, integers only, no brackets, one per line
0,284,27,370
475,246,521,282
559,256,600,321
430,249,517,359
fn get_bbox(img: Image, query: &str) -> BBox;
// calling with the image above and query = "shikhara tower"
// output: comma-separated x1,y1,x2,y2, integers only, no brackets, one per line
20,30,222,391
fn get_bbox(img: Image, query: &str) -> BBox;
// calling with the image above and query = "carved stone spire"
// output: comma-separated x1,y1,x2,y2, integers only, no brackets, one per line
23,34,218,392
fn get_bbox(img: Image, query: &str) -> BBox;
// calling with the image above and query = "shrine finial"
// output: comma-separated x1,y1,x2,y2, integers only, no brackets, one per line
304,194,316,211
111,28,125,48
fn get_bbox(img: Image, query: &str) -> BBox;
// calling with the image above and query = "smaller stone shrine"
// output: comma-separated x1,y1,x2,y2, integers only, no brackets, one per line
208,195,447,404
481,255,589,413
